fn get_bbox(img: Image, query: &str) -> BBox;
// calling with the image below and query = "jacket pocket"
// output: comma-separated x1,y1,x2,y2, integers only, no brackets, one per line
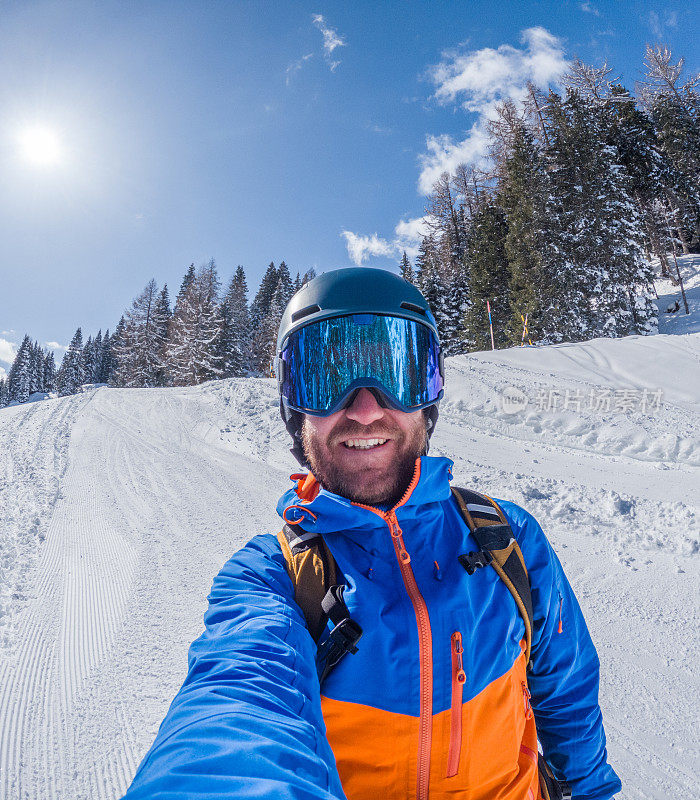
446,631,466,777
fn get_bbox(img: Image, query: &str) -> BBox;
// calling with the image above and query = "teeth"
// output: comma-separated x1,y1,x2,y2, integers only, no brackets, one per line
344,438,387,449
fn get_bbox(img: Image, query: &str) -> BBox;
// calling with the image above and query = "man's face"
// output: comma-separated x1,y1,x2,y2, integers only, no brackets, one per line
301,388,428,507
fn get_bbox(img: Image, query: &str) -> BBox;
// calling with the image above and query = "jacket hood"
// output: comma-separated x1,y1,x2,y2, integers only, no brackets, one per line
276,455,454,536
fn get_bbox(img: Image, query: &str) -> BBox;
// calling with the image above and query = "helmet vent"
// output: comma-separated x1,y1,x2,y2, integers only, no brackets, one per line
400,301,427,315
291,304,321,322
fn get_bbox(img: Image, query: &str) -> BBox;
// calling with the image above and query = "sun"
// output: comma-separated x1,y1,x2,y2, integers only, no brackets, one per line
18,126,63,166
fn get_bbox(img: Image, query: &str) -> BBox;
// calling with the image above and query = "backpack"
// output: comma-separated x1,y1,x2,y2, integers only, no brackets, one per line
276,486,570,800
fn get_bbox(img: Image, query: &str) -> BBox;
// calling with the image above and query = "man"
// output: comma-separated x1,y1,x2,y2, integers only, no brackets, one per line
123,268,621,799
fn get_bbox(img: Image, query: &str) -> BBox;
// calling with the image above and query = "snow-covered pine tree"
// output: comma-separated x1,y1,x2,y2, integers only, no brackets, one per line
88,331,103,383
218,266,251,378
642,45,700,250
414,236,451,346
29,340,44,394
441,258,470,356
107,318,126,387
545,90,657,339
153,285,171,386
276,262,295,308
174,264,196,312
250,262,279,331
462,203,511,351
56,328,85,396
112,279,163,387
43,351,56,393
7,335,33,403
0,377,8,407
82,335,96,384
251,281,285,377
399,251,414,284
164,262,223,386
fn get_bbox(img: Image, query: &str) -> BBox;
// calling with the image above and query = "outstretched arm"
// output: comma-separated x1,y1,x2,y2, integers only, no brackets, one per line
123,534,345,800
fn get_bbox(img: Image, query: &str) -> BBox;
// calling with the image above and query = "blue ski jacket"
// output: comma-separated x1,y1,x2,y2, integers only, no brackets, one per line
123,455,621,800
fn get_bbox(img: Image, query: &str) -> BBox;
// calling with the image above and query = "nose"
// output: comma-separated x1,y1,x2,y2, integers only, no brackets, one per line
343,388,386,425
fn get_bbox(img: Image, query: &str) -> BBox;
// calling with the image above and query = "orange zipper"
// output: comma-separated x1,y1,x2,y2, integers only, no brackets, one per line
522,681,533,719
353,460,433,800
447,632,466,777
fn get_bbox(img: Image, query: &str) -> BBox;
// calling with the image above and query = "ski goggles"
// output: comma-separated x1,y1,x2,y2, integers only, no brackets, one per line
278,314,444,416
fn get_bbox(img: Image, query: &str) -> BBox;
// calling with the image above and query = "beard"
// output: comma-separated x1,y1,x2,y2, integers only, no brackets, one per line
301,411,428,508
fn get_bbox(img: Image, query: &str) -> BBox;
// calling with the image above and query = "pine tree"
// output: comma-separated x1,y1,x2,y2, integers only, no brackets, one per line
56,328,85,396
113,279,168,387
544,90,657,339
108,318,126,386
7,335,33,403
400,251,414,283
462,204,511,351
0,377,8,407
251,282,285,376
218,266,251,377
250,262,279,332
499,124,554,345
29,340,44,394
276,261,295,308
164,262,223,385
43,351,56,393
175,264,196,312
153,285,171,386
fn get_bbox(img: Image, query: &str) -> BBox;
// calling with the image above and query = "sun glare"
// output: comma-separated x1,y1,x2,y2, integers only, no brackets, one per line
19,126,63,166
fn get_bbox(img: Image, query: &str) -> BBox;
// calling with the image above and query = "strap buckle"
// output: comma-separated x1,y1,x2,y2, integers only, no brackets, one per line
458,550,493,575
316,617,363,683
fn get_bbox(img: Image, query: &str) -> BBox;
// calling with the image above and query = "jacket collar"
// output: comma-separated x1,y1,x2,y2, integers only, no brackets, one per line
276,455,454,536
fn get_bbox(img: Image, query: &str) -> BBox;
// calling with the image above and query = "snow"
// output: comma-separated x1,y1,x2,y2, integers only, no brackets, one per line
0,265,699,798
653,253,700,335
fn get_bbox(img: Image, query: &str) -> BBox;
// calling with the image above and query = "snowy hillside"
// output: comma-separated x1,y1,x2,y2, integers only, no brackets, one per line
0,332,698,798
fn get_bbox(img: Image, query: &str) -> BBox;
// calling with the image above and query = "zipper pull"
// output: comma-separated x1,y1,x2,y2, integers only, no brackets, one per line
452,632,466,683
522,682,533,719
433,560,442,581
388,515,411,563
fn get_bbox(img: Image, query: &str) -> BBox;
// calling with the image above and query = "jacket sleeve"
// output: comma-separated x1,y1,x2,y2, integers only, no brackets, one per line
122,533,346,800
498,501,622,800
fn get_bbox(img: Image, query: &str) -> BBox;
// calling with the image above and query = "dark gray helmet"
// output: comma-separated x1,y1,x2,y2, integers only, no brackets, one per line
276,267,442,466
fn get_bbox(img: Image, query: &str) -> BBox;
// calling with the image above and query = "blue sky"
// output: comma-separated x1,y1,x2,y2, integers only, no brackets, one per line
0,0,697,373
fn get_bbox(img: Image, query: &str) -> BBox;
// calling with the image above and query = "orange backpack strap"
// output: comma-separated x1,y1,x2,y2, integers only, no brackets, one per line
451,486,534,667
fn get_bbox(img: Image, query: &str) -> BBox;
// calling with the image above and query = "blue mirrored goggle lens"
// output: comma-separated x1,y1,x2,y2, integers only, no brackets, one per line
280,314,442,414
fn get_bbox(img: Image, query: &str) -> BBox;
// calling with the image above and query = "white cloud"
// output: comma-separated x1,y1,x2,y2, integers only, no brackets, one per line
312,14,346,71
45,341,68,351
286,52,313,85
580,2,600,16
1,329,15,335
342,231,395,265
394,216,433,259
341,216,433,264
0,338,17,365
419,27,568,194
418,125,493,195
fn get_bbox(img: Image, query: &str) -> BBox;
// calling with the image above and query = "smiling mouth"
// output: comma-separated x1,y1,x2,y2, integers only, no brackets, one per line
342,437,389,450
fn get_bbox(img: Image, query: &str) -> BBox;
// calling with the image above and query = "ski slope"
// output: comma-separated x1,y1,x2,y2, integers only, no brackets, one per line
0,334,698,797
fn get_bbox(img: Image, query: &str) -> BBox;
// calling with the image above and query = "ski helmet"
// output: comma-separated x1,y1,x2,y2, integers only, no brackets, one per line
276,267,444,467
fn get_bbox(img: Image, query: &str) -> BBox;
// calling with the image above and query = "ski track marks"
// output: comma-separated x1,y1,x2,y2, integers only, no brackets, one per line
0,386,285,799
